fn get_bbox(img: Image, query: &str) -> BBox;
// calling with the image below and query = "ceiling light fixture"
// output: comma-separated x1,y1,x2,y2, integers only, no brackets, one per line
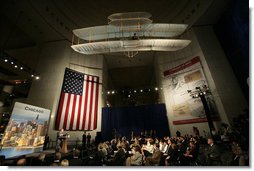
71,12,191,58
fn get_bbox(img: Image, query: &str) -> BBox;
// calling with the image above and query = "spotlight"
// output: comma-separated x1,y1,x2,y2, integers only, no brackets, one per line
112,91,115,94
20,67,23,70
140,89,143,93
14,65,18,68
155,87,158,91
107,91,110,95
31,74,34,78
203,92,206,95
134,90,137,93
128,95,131,98
11,61,14,65
35,76,40,80
4,59,8,62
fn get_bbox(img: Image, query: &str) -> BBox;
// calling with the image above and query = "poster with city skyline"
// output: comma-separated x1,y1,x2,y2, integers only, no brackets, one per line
0,102,51,159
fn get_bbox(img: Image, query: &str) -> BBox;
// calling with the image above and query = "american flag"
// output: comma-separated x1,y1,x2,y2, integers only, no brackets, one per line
55,68,99,131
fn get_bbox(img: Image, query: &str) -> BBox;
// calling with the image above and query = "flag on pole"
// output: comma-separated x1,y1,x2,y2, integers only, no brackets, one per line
55,68,99,131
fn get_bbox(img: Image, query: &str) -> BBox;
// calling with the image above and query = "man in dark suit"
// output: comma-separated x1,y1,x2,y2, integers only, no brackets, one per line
204,137,221,165
82,131,86,149
177,136,188,164
107,145,126,166
69,149,83,166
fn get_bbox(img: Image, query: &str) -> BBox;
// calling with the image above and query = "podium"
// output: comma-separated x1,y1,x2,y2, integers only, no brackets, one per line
59,134,69,153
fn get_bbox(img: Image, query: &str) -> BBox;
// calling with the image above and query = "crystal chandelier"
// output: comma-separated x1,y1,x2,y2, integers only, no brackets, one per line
71,12,191,58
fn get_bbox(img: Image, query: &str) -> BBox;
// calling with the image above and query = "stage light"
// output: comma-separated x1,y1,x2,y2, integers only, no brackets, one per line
112,91,115,94
107,91,110,94
11,61,14,65
203,92,206,95
31,74,34,77
14,65,18,68
155,87,158,91
134,90,137,93
4,59,8,62
128,95,131,98
20,67,23,70
140,89,143,93
35,76,40,80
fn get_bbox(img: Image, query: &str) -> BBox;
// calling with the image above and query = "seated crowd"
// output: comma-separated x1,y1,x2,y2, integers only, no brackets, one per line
1,112,249,166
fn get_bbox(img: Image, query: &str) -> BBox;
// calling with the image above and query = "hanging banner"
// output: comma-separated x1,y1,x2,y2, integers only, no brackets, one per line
0,102,51,159
163,56,219,125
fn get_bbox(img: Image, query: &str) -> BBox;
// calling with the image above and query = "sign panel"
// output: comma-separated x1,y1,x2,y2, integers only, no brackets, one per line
0,102,51,158
163,57,219,124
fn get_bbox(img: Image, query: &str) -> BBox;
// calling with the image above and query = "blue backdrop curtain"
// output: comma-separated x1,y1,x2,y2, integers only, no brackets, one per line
101,103,170,141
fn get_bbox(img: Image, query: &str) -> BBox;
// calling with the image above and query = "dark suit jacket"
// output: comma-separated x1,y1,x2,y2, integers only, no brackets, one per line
205,144,220,160
113,149,126,166
69,158,83,166
145,149,163,166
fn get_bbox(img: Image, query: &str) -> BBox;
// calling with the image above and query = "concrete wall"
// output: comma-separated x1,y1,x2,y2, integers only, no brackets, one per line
193,26,247,123
17,40,106,142
154,27,247,136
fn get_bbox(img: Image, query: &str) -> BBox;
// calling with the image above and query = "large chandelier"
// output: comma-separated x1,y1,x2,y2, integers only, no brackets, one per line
71,12,191,58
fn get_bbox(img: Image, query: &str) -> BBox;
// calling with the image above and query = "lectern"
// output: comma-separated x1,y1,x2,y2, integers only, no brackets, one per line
59,134,69,153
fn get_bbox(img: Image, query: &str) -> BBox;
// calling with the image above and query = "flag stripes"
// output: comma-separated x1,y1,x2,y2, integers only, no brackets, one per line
55,68,99,131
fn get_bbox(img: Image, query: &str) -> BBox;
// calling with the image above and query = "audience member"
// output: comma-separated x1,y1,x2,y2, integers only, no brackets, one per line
16,158,26,166
145,143,162,166
60,159,69,166
204,137,221,166
126,146,142,166
69,149,83,166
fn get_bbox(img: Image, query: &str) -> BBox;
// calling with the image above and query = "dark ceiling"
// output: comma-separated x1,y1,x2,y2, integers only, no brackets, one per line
0,0,231,91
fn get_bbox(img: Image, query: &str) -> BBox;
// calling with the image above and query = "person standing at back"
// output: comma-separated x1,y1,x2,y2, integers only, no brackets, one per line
82,131,86,149
87,133,91,147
